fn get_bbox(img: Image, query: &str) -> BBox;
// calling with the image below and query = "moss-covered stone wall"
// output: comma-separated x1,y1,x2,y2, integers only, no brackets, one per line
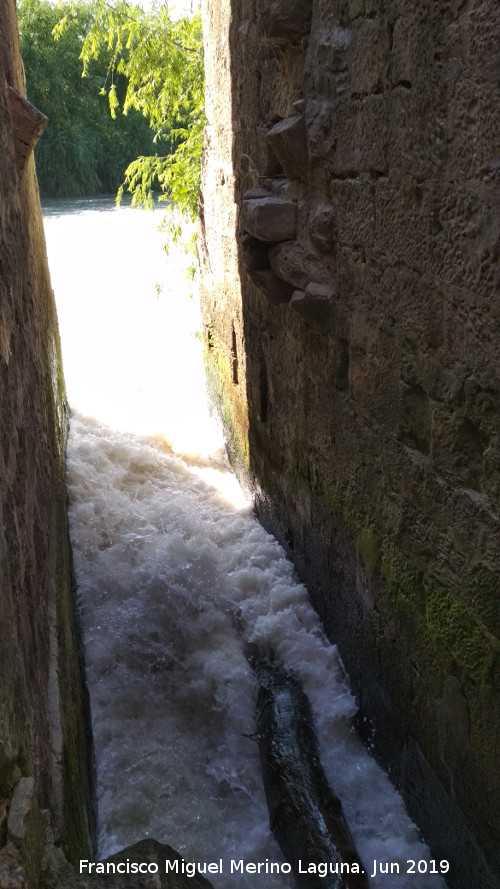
200,1,500,886
0,1,94,882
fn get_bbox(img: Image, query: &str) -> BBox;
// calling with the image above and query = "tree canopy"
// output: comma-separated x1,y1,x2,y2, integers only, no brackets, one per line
18,0,205,219
18,0,157,197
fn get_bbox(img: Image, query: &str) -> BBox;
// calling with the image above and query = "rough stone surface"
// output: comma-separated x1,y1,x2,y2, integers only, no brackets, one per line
258,0,313,42
265,114,308,181
0,0,94,882
289,284,335,330
6,86,47,173
248,268,295,305
268,240,333,290
7,780,36,847
0,845,27,889
200,1,500,886
241,195,297,242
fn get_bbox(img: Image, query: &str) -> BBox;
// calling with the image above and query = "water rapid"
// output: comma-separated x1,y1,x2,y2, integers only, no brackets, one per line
43,199,447,889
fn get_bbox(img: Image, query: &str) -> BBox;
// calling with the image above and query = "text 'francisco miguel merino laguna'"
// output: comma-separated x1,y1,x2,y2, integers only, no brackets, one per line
78,858,365,877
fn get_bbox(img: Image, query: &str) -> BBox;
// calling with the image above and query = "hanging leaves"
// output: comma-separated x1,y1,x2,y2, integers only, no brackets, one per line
55,0,205,220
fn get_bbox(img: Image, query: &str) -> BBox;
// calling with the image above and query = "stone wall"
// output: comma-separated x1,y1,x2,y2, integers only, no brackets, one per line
0,1,94,883
199,1,500,886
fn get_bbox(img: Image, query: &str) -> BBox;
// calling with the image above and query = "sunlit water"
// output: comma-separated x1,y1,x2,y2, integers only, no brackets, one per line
43,198,447,889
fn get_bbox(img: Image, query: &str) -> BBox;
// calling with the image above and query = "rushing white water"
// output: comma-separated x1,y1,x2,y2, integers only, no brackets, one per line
43,199,447,889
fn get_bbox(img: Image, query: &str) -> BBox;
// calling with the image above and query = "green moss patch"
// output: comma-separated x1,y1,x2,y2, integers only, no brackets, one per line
204,346,250,474
426,587,497,684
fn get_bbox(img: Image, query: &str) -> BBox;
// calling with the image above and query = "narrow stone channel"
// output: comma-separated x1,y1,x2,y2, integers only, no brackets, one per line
43,199,448,889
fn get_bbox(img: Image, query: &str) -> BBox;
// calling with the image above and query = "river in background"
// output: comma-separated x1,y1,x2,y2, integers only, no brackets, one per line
43,197,447,889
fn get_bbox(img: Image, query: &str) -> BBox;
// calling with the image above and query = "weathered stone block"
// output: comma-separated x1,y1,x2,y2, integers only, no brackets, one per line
316,35,351,73
447,78,500,181
265,177,301,200
249,268,295,304
243,187,274,200
304,98,337,160
258,0,313,41
330,177,374,247
374,177,430,272
350,18,390,95
242,195,297,242
390,13,421,88
289,283,335,330
348,0,378,17
434,183,499,298
269,240,331,289
7,778,35,846
333,94,388,174
259,49,306,122
6,777,48,888
266,114,308,181
387,88,445,181
6,86,47,174
309,203,335,253
0,846,26,889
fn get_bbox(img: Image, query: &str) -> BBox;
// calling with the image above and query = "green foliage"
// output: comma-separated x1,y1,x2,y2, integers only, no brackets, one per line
54,0,205,220
17,0,157,197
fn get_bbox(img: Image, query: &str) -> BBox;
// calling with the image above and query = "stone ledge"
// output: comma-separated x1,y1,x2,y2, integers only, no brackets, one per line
242,193,297,242
6,86,47,173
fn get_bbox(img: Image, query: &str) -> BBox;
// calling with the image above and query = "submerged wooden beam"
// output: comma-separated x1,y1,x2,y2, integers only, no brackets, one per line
6,85,47,173
247,649,370,889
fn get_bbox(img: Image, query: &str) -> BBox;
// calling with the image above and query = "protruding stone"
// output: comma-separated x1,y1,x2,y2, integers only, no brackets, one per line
315,31,352,73
6,86,47,174
0,846,26,889
269,240,332,289
290,283,335,330
266,114,308,181
265,178,301,200
7,778,35,846
309,203,336,253
243,187,273,200
249,268,295,304
242,196,297,242
258,0,313,41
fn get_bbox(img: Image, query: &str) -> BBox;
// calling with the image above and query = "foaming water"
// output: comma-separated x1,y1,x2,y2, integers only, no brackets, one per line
43,197,221,455
44,200,447,889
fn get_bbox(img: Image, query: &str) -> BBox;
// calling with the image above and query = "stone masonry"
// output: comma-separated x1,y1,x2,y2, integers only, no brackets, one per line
0,1,94,883
199,2,500,886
